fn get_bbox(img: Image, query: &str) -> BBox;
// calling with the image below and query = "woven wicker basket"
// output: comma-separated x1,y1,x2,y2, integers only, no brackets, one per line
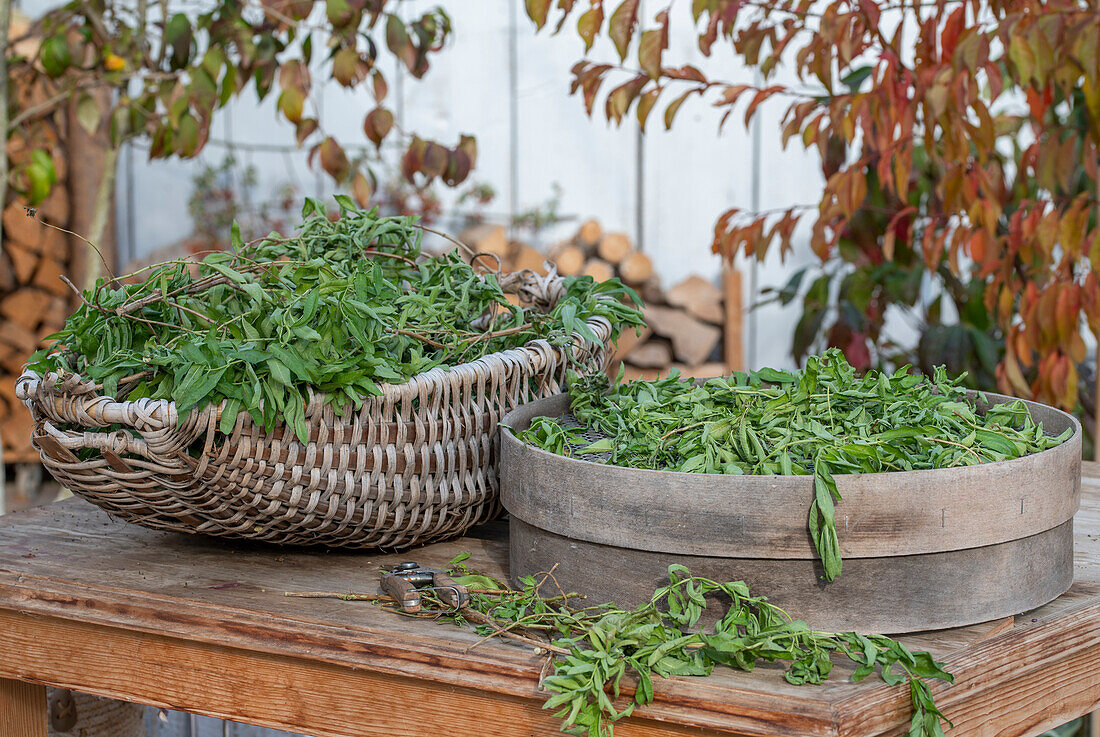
17,269,612,548
46,689,145,737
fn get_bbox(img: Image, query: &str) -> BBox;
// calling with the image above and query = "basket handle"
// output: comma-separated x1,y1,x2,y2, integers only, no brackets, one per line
497,264,567,312
17,370,176,432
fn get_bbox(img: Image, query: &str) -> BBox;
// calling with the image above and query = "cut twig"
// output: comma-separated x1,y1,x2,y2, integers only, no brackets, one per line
460,606,571,655
284,590,393,602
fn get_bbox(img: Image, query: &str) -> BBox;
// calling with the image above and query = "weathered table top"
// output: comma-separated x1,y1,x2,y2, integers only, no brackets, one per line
0,466,1098,737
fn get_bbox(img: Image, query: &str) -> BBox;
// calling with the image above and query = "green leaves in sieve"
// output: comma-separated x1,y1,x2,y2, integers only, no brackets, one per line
517,349,1072,583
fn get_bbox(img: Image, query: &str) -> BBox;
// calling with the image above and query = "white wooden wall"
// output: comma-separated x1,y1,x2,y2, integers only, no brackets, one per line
104,0,823,371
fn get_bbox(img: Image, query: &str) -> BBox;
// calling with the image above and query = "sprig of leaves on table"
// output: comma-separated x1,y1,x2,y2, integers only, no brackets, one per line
29,197,644,442
437,556,953,737
518,348,1072,582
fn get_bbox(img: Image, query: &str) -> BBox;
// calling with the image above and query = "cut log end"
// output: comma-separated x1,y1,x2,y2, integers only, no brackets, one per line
551,244,586,277
597,233,632,265
582,258,615,283
619,251,654,285
576,219,602,250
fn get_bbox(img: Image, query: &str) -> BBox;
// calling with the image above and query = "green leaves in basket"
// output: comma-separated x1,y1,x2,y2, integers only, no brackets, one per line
29,198,645,444
429,557,954,737
517,349,1072,583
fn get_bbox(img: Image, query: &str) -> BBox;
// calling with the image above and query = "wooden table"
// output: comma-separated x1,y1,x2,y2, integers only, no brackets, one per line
1,468,1099,737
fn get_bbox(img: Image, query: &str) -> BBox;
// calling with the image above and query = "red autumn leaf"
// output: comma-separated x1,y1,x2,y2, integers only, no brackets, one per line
605,75,647,125
372,70,388,101
422,141,449,178
402,137,427,182
295,117,319,146
443,147,473,186
278,59,311,95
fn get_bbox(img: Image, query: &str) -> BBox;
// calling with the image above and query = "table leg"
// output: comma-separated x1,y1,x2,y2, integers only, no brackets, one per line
0,678,46,737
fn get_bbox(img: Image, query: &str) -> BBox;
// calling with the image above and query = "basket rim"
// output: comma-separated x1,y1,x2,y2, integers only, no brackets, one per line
17,267,615,430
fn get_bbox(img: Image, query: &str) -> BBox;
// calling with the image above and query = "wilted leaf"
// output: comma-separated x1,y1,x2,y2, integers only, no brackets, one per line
352,169,374,206
332,47,367,86
386,13,409,57
295,118,319,146
278,59,311,95
422,141,449,178
456,134,478,167
443,148,473,186
363,107,394,147
402,136,427,181
372,70,389,101
319,136,351,181
175,113,201,157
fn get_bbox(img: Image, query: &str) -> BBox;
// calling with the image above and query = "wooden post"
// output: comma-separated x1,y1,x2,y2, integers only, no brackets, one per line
723,265,744,372
0,679,47,737
66,87,117,288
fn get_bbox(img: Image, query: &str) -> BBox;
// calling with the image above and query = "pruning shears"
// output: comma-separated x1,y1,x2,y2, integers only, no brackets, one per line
380,561,470,613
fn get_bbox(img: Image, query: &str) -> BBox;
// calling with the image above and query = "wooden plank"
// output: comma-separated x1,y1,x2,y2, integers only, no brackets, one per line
0,466,1096,737
0,609,731,737
723,267,743,372
835,598,1100,737
0,501,845,736
0,678,47,737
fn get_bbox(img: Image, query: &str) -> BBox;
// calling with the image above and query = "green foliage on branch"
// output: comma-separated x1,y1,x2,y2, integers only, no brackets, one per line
30,199,644,441
7,1,473,208
438,556,954,737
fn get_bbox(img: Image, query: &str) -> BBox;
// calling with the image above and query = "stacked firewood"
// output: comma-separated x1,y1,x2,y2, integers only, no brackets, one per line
612,274,731,380
458,219,741,380
0,169,76,464
1,12,110,467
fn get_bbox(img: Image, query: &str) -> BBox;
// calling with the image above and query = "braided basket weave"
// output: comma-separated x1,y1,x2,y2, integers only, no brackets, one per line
17,269,611,548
